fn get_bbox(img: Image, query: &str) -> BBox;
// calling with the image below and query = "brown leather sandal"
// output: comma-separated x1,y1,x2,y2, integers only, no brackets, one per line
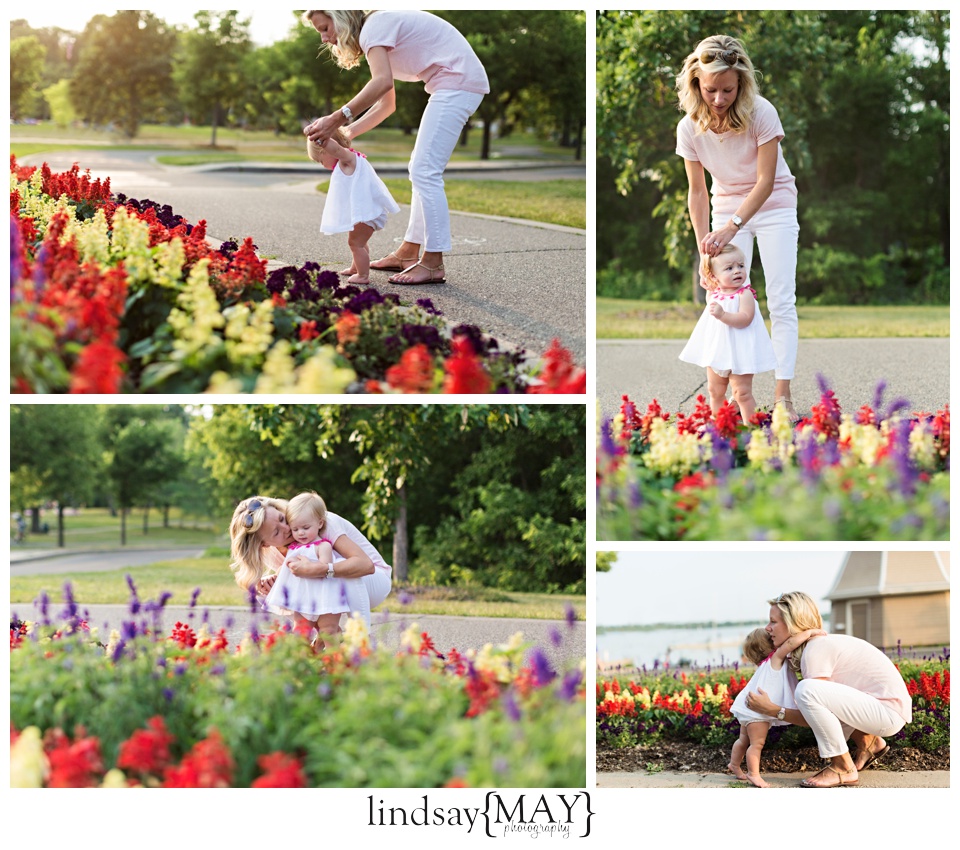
799,765,858,788
370,251,419,272
388,262,446,285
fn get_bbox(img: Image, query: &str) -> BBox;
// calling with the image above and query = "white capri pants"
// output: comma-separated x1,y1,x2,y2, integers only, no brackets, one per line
406,89,485,252
715,206,800,380
794,678,907,759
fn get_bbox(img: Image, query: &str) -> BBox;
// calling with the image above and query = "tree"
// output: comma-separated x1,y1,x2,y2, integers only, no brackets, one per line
43,79,77,128
69,11,176,138
596,552,617,572
10,405,102,547
10,36,45,121
173,11,253,146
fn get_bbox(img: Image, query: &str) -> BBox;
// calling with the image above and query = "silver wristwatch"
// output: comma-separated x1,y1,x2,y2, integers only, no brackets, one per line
776,705,786,721
326,563,335,579
731,214,743,229
340,105,353,123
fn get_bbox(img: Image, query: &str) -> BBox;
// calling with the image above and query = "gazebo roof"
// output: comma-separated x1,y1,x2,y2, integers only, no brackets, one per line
827,552,950,600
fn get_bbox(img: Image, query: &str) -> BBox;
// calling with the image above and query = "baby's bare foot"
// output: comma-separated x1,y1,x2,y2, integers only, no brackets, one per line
727,762,747,780
745,773,770,788
340,266,357,276
347,274,370,285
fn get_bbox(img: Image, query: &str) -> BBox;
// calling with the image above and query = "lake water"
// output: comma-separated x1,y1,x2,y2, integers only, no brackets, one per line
595,623,765,671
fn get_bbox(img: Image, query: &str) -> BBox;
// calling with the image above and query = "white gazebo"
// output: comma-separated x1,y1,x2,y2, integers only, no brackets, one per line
826,551,950,648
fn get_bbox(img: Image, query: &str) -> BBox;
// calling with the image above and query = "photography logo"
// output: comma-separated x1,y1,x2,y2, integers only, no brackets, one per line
368,792,595,838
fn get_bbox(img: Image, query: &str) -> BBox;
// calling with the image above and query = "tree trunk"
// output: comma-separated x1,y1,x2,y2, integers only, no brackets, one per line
121,508,127,546
210,103,219,147
57,503,65,548
143,504,150,534
30,506,42,533
392,486,409,582
481,119,492,161
163,504,171,528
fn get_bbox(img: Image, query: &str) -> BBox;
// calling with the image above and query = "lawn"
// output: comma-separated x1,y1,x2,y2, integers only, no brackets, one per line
597,298,950,339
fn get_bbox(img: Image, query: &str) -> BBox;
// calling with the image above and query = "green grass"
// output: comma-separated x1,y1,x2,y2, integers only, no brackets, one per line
597,298,950,339
10,556,585,620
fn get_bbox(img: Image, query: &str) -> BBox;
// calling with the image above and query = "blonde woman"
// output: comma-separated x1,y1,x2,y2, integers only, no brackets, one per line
676,34,800,421
302,10,489,286
746,591,912,788
229,495,392,630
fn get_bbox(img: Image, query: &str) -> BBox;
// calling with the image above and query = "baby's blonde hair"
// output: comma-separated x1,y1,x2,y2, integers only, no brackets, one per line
768,591,823,670
303,10,371,70
701,244,745,291
286,491,328,534
229,495,288,591
742,627,772,665
676,34,760,135
306,128,354,164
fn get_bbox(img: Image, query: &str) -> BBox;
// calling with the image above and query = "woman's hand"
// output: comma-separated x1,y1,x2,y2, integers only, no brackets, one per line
287,554,328,578
700,222,738,258
745,687,778,717
304,112,344,145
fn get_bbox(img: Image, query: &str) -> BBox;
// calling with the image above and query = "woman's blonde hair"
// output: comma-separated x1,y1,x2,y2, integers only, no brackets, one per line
676,34,760,134
742,627,772,665
302,10,372,70
701,243,745,291
768,591,823,669
286,491,328,535
229,495,288,591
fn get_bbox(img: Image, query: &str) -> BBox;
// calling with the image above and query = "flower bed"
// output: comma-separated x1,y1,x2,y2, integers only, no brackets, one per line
10,582,586,788
10,158,585,394
597,653,950,756
597,377,949,540
10,578,586,788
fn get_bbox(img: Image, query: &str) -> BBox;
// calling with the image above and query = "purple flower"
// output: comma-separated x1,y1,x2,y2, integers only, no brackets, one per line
528,647,556,686
190,588,201,608
558,669,582,700
503,689,522,721
565,605,577,629
549,627,562,647
416,298,442,315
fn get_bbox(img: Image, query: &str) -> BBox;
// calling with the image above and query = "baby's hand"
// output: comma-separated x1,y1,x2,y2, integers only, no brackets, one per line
708,302,724,319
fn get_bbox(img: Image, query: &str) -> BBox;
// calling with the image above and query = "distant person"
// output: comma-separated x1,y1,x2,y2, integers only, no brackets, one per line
302,10,489,286
676,34,800,421
15,514,26,544
306,129,400,284
747,591,912,787
678,244,777,423
728,624,824,787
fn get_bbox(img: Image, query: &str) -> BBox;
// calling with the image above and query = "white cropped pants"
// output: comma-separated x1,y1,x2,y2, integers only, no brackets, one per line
715,206,800,380
341,566,392,631
406,89,485,252
794,678,907,759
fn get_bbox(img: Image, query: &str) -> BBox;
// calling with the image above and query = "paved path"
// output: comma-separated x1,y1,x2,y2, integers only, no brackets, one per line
24,149,586,362
598,337,950,422
598,769,949,788
10,546,204,574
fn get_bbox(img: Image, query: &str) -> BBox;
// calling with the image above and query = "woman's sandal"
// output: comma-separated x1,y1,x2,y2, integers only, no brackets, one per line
799,765,859,788
774,396,800,424
370,251,419,272
857,744,890,771
388,262,446,285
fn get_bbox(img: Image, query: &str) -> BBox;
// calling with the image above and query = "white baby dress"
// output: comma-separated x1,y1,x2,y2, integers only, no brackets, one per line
263,539,350,619
320,154,400,234
679,286,778,376
730,654,798,726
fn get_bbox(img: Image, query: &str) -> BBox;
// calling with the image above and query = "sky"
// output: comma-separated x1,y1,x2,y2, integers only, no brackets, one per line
596,550,847,626
13,7,304,47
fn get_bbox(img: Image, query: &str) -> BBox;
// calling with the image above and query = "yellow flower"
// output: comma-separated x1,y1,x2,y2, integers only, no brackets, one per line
400,622,421,652
10,727,47,787
101,769,129,788
341,614,370,653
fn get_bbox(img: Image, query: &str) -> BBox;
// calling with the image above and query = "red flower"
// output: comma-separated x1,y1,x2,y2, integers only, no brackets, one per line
386,344,436,393
529,339,586,394
45,729,104,788
298,320,320,342
162,729,234,788
335,310,361,346
464,667,501,717
68,340,126,393
170,621,197,648
251,752,307,787
443,335,491,394
714,400,741,437
116,716,175,777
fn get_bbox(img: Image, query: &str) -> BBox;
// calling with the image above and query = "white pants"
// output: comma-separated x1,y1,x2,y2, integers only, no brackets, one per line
405,89,485,252
794,678,906,759
340,566,392,631
715,206,799,380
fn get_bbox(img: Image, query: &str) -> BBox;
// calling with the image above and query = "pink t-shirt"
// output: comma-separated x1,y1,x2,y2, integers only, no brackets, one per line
359,10,489,95
800,634,912,724
676,96,797,216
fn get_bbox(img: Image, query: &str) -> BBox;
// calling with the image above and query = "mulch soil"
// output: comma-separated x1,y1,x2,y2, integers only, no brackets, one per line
597,741,948,774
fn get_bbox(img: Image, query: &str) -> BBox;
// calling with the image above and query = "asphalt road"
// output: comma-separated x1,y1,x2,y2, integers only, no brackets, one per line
597,769,949,789
10,548,585,670
23,148,586,362
598,337,950,423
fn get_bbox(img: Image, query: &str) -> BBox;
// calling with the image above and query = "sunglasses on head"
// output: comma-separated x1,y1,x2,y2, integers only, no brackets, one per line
700,48,740,66
243,499,262,528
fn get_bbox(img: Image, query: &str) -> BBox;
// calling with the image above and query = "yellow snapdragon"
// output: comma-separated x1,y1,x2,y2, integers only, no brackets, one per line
10,727,47,787
642,417,706,476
